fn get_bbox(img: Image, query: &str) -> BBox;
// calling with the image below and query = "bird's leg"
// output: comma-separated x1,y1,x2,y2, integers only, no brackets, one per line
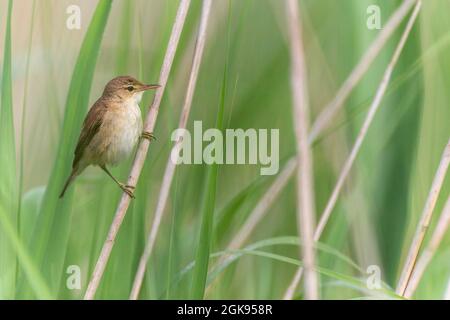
141,131,156,141
100,165,135,199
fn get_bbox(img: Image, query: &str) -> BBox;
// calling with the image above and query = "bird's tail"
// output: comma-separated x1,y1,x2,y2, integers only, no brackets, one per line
59,170,77,198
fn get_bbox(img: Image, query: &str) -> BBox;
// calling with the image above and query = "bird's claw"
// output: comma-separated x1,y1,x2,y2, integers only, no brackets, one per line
120,183,135,199
141,131,156,141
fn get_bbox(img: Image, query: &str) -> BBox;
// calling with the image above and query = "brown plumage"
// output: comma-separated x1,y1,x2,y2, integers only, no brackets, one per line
59,76,159,198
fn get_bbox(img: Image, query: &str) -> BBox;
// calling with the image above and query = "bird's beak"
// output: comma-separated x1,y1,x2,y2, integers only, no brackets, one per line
138,84,161,91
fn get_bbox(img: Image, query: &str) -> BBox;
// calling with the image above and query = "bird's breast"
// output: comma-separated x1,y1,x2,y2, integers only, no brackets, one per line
95,101,143,166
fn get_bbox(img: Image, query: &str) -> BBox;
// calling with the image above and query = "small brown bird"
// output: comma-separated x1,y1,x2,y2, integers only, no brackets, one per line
59,76,159,199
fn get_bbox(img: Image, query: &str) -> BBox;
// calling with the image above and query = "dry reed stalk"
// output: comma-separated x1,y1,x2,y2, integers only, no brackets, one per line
397,137,450,296
308,0,417,142
404,196,450,298
286,0,319,300
129,0,212,300
83,0,192,300
284,0,422,300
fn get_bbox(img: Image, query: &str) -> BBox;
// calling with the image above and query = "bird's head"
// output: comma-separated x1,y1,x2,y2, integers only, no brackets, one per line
103,76,160,103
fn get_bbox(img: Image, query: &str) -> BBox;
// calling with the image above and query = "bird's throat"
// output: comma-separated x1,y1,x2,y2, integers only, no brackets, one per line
134,92,144,104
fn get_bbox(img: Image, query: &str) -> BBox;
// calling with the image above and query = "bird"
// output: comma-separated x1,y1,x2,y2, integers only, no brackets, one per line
59,76,160,199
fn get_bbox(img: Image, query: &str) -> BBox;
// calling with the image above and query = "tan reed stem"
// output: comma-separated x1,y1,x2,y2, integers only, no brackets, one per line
285,0,422,300
397,137,450,296
286,0,319,300
404,195,450,298
129,0,212,300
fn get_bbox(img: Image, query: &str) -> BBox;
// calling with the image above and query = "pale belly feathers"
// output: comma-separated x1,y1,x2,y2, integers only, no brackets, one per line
87,97,143,166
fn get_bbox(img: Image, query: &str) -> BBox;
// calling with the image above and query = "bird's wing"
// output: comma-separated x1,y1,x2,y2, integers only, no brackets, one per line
73,99,107,168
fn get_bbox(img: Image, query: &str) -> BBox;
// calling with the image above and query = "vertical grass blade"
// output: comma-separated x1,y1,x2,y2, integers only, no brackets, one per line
21,0,112,296
0,0,17,299
190,0,223,299
18,0,36,249
191,80,225,298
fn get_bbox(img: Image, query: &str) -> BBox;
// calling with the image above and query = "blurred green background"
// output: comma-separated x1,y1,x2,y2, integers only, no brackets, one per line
0,0,449,299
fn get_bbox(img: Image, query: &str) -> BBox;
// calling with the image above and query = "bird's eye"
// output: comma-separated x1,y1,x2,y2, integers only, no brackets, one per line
127,86,134,92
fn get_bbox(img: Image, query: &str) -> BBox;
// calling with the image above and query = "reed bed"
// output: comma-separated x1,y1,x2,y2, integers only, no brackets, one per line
0,0,449,300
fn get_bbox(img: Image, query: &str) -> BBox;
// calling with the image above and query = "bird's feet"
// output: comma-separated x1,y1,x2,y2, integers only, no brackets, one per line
119,183,136,199
141,131,156,141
